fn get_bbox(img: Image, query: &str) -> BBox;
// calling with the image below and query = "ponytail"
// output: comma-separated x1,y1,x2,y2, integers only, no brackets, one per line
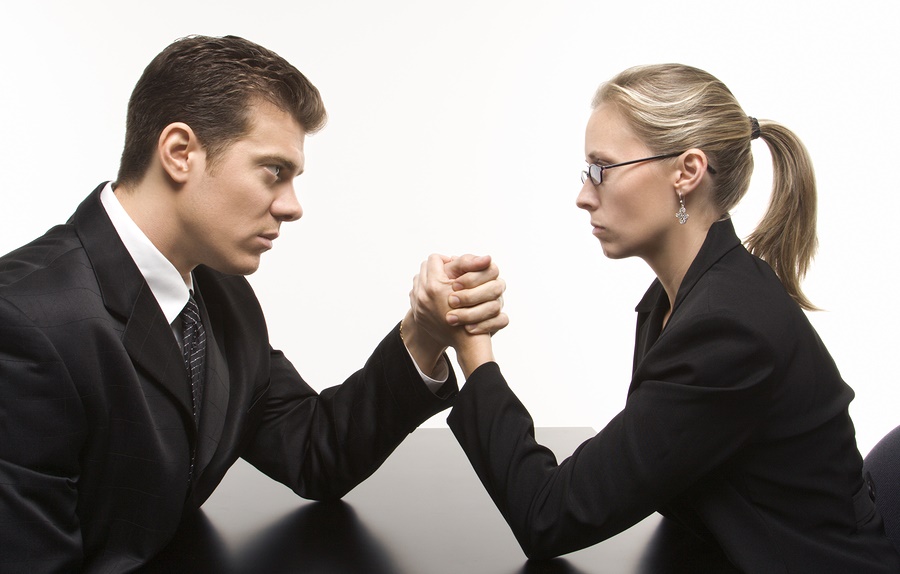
744,121,818,310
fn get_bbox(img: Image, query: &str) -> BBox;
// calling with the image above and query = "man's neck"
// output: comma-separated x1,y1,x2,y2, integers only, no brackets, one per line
114,179,192,285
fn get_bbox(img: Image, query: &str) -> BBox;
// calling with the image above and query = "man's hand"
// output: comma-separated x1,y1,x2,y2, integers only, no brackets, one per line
403,254,506,378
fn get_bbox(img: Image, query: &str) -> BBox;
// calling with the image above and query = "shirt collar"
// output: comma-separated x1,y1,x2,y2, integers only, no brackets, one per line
99,182,192,324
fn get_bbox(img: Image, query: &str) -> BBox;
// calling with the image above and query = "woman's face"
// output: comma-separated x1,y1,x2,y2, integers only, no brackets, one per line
577,103,681,262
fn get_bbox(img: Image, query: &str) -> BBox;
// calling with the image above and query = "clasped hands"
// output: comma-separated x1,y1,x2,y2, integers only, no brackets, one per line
403,254,506,379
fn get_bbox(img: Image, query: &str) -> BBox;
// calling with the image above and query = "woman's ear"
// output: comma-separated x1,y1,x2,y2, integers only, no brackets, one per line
157,122,201,185
674,148,710,198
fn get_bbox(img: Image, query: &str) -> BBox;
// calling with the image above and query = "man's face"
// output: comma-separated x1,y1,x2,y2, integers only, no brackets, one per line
177,100,306,276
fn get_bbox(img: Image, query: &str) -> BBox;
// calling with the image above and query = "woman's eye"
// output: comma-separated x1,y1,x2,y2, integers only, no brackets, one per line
265,165,281,177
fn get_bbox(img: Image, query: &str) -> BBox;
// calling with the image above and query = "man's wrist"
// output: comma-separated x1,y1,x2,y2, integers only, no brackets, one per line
400,311,447,378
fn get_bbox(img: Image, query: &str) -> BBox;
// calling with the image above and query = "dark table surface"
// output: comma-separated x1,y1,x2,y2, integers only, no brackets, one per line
143,427,733,573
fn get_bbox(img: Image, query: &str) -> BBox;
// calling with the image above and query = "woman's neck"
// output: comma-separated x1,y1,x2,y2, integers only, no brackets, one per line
644,222,712,328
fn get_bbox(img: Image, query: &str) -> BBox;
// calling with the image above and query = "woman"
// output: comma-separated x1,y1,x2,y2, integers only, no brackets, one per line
410,64,900,571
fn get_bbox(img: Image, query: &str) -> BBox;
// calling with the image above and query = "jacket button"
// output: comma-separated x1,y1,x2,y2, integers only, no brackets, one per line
865,471,877,501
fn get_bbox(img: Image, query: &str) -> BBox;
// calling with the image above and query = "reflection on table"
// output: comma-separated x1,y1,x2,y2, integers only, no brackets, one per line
142,428,734,573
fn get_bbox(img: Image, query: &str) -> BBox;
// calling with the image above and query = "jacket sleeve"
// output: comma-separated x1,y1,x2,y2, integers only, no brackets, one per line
447,311,774,559
0,298,86,572
242,323,458,500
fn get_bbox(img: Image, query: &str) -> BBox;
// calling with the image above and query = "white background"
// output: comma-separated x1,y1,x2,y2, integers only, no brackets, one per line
1,1,897,455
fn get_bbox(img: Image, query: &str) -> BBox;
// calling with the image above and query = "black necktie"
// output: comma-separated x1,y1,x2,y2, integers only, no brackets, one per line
181,294,206,426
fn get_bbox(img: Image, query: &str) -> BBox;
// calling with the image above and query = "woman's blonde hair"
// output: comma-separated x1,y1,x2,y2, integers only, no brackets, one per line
593,64,818,310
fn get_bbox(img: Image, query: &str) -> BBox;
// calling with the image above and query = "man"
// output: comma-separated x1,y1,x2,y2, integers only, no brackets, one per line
0,35,506,572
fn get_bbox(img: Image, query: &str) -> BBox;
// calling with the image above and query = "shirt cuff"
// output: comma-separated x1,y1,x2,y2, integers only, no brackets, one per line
404,343,450,394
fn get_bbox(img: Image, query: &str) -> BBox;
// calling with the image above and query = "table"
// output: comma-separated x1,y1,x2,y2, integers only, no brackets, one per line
143,428,734,573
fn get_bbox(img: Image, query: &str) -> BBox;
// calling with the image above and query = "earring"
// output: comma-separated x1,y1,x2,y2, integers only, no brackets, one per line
676,192,689,225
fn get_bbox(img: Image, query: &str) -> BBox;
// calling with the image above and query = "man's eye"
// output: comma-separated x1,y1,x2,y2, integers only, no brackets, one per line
265,165,281,177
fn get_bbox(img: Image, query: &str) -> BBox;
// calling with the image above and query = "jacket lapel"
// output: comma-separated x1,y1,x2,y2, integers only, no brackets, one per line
71,184,195,426
629,218,744,391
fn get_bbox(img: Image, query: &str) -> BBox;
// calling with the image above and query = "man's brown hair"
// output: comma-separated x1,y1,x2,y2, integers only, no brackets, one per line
116,35,326,186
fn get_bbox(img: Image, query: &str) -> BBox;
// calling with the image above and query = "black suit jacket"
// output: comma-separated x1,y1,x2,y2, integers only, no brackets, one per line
0,184,457,573
448,219,900,572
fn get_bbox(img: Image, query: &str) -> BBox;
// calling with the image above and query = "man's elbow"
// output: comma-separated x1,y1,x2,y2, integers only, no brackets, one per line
515,526,569,561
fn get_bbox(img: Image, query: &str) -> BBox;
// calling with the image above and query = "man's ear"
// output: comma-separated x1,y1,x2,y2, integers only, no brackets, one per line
157,122,202,184
674,148,711,198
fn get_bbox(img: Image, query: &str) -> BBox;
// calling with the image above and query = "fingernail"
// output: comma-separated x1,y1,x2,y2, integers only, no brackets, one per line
452,282,464,291
449,295,460,307
447,314,459,325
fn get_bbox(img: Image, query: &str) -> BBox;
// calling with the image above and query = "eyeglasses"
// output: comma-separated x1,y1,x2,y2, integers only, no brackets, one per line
581,152,684,186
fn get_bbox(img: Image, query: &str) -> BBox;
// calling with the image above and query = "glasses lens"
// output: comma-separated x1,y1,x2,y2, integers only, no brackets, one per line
582,165,603,185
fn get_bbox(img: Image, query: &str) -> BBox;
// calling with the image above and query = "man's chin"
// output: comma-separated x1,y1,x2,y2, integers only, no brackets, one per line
208,258,262,277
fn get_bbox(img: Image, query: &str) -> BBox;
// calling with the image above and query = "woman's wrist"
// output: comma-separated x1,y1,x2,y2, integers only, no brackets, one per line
454,333,495,379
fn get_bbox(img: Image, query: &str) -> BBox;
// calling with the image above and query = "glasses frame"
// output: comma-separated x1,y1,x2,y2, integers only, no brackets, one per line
581,152,684,186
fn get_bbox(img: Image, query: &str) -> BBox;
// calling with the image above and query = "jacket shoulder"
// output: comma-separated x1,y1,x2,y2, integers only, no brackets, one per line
0,224,109,331
0,224,85,289
697,246,804,329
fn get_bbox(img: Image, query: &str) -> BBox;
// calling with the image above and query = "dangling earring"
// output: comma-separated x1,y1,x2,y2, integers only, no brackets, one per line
675,192,689,225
